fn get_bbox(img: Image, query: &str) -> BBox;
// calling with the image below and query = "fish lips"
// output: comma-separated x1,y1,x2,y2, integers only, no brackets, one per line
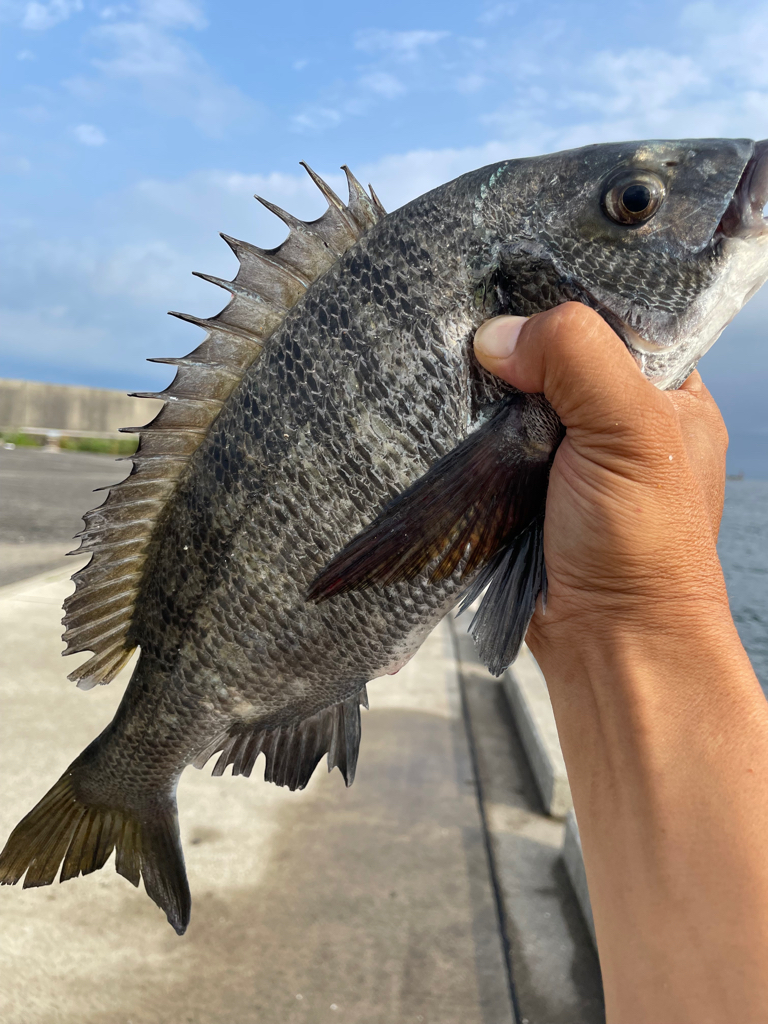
717,139,768,240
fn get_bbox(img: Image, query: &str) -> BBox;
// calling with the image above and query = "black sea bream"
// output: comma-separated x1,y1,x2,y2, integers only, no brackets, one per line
2,140,768,933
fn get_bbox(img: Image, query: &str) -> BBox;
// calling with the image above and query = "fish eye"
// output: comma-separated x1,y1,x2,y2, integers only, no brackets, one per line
602,171,665,225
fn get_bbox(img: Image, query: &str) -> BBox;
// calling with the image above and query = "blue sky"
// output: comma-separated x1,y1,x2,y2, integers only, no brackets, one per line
2,0,768,472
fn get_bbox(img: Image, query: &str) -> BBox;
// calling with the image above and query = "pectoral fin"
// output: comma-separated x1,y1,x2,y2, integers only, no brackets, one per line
457,514,547,675
308,395,562,674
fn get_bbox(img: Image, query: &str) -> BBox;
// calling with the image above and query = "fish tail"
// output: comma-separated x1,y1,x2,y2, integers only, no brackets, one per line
0,744,190,935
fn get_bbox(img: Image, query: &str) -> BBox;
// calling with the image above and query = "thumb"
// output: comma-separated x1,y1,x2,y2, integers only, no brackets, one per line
473,303,666,454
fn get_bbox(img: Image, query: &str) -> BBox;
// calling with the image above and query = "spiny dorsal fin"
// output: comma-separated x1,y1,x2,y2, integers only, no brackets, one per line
63,165,386,688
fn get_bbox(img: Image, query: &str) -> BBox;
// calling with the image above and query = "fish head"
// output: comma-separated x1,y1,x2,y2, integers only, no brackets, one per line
509,138,768,389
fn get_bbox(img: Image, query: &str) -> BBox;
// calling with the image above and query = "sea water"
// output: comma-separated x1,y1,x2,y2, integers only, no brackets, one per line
718,479,768,694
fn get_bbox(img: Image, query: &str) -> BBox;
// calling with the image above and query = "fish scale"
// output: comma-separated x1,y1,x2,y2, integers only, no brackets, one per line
3,138,768,935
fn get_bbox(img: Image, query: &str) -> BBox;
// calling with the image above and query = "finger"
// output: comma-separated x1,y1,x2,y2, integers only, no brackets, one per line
474,303,666,454
668,375,728,535
677,369,704,394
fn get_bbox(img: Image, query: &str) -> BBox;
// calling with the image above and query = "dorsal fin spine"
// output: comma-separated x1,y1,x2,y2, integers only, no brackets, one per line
167,310,267,340
192,270,291,304
219,236,313,290
63,164,386,687
148,356,213,368
368,185,386,218
342,166,379,230
64,610,134,641
253,196,305,230
75,514,157,536
300,161,345,211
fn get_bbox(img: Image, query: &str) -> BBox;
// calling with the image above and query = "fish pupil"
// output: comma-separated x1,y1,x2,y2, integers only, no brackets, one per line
621,184,651,213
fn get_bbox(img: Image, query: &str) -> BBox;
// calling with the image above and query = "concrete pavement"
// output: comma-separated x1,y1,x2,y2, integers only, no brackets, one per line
0,446,123,586
0,567,514,1024
0,447,604,1022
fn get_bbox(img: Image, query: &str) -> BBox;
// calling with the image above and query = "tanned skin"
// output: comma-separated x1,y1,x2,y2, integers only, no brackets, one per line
474,303,768,1024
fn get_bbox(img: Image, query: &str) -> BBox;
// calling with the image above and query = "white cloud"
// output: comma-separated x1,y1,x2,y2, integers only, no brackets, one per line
291,106,343,134
455,74,485,94
577,48,707,117
308,4,768,152
478,2,517,24
138,0,206,28
99,4,131,17
474,4,768,152
0,153,32,174
355,29,449,60
19,103,49,121
16,48,35,58
88,17,260,136
22,0,81,30
74,123,106,145
359,72,406,100
94,21,192,78
291,29,449,133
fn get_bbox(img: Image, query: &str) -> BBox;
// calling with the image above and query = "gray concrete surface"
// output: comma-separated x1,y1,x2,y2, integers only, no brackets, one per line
1,450,604,1022
0,569,513,1024
0,446,124,585
0,378,161,435
503,647,572,819
451,620,605,1024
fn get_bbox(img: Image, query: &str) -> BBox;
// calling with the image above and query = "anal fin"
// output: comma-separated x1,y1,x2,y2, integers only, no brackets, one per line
195,686,368,791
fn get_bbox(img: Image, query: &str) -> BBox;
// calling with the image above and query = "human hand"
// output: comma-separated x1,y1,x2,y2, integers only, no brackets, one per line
475,303,768,1024
473,303,730,652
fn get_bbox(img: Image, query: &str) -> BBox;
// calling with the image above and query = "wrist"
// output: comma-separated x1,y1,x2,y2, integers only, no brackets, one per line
529,584,735,688
529,603,763,797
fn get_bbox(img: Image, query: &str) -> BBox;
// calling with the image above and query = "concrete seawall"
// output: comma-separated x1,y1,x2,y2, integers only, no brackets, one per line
0,378,162,436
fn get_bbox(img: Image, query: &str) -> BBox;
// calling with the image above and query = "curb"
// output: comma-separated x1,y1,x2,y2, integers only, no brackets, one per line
503,646,572,818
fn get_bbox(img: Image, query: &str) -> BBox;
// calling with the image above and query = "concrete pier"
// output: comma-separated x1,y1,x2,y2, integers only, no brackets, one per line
0,446,603,1023
0,568,515,1024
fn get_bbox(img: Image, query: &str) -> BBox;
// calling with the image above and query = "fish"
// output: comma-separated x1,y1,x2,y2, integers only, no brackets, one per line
2,140,767,935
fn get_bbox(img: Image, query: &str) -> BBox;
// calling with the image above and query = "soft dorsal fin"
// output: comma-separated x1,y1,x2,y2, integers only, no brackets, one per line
62,165,386,689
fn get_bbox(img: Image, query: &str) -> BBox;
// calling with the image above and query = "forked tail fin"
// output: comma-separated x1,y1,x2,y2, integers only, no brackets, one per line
0,757,190,934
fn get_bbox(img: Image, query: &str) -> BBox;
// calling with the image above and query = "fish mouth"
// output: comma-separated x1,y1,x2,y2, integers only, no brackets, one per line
614,139,768,358
573,286,671,354
716,139,768,240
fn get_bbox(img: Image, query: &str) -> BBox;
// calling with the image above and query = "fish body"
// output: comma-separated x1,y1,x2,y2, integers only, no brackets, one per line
2,139,768,933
